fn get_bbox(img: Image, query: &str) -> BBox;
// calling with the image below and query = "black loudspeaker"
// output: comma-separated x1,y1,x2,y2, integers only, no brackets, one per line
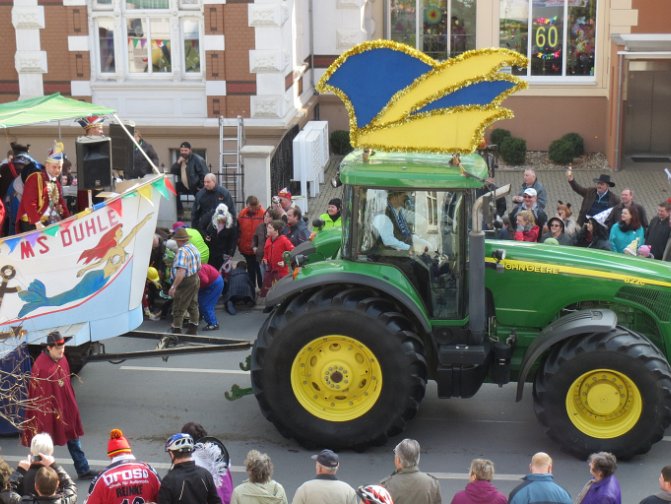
109,122,135,177
76,137,112,190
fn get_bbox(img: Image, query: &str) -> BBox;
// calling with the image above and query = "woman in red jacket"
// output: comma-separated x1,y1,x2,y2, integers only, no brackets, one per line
263,220,294,285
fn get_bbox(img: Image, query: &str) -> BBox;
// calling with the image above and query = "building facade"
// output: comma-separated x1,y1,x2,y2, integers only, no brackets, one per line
2,0,670,202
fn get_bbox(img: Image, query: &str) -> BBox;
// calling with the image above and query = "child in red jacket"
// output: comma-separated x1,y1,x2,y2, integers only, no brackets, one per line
263,220,294,285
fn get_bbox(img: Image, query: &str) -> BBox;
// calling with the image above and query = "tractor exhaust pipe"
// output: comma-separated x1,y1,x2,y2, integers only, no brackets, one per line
469,184,511,344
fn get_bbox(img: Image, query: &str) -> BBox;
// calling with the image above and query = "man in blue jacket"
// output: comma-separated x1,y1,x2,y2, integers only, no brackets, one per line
509,452,572,504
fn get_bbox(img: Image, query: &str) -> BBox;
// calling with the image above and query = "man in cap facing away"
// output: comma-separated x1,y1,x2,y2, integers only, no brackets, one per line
85,429,161,504
380,439,441,504
292,450,356,504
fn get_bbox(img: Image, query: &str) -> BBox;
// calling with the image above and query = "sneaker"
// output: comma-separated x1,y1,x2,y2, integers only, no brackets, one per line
78,470,98,480
202,324,219,331
226,301,237,315
148,311,161,321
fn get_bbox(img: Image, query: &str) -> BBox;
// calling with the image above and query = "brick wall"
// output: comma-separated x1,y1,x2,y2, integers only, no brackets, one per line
0,6,19,101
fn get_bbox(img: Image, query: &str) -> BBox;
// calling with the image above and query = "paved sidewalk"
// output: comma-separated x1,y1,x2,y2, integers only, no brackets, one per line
306,154,671,222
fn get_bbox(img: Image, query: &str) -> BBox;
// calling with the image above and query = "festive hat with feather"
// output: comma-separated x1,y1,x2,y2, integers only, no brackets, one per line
46,141,65,164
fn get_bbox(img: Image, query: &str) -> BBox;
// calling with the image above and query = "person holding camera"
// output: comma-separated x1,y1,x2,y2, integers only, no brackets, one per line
9,433,77,504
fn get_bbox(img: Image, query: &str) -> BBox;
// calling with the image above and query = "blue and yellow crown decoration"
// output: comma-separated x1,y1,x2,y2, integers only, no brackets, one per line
317,40,528,154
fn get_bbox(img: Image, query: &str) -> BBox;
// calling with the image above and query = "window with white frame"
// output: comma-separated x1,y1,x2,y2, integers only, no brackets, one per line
499,0,597,79
92,0,202,78
388,0,476,60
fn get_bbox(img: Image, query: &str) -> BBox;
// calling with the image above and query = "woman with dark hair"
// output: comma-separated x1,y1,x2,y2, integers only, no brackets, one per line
609,206,644,253
230,450,287,504
575,217,611,250
574,452,621,504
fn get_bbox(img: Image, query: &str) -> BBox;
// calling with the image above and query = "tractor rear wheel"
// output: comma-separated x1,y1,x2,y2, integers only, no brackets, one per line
533,327,671,459
251,286,427,449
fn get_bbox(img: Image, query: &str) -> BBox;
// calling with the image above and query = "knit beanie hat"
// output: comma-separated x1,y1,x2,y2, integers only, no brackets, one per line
108,429,132,457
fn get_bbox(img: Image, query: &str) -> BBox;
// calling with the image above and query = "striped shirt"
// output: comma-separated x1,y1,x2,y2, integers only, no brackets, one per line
171,242,201,280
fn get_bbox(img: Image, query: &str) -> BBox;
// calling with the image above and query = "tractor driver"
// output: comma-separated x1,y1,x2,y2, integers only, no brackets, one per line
372,191,414,252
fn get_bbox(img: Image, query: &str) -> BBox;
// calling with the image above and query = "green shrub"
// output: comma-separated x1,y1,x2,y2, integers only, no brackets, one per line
490,128,512,147
500,136,527,165
549,139,575,164
560,132,585,157
329,130,353,155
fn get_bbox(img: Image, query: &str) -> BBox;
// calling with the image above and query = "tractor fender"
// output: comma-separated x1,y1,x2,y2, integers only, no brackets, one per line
515,309,618,402
266,272,431,334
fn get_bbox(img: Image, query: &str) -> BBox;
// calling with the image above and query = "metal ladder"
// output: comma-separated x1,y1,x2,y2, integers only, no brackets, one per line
218,116,245,208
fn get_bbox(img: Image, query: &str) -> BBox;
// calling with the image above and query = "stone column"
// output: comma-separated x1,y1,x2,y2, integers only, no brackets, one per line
241,144,274,206
12,0,47,99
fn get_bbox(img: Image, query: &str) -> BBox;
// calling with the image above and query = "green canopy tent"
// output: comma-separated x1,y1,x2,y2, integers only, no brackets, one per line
0,93,115,128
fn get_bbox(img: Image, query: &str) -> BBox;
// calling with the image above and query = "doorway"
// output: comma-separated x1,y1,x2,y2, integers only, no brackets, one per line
623,60,671,159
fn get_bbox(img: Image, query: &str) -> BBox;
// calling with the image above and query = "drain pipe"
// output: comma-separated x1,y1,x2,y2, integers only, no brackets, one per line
469,183,510,344
309,0,319,120
614,52,624,171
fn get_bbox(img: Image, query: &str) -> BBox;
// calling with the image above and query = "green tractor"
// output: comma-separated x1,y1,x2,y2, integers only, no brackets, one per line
251,150,671,459
250,40,671,459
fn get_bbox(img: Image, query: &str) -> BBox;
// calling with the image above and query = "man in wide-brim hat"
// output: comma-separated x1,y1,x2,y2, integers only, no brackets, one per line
168,226,202,335
566,167,620,226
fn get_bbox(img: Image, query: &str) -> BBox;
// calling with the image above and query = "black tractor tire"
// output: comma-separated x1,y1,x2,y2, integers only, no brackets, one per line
533,327,671,459
251,286,427,450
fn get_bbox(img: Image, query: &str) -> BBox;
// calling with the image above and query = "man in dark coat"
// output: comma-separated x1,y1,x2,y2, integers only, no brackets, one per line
170,141,208,218
645,202,671,260
566,168,620,226
640,465,671,504
604,188,648,231
22,332,95,480
192,174,237,265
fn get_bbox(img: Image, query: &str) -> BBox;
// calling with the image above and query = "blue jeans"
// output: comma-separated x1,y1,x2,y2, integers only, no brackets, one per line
67,438,90,475
198,275,224,325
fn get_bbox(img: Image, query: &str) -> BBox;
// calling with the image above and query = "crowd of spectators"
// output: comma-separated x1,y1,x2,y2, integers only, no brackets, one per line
497,166,671,260
5,433,671,504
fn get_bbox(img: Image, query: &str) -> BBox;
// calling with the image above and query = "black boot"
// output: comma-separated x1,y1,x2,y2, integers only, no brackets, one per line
185,323,198,335
171,326,182,334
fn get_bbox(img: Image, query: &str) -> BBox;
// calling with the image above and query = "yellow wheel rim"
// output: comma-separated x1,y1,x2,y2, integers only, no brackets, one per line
566,368,642,439
290,335,382,422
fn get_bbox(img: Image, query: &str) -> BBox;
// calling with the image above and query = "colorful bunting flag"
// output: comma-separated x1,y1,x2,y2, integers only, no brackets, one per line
138,185,154,205
43,225,59,238
4,236,21,254
163,177,177,195
108,198,123,217
152,178,169,199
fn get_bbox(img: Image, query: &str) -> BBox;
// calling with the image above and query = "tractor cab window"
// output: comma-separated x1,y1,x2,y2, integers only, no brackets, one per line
354,188,466,319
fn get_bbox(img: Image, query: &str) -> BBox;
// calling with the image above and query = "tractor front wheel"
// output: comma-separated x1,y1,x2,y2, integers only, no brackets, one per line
251,286,427,449
533,328,671,459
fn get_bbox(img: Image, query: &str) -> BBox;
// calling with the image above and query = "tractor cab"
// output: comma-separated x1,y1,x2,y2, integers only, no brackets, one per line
338,150,489,319
346,186,468,319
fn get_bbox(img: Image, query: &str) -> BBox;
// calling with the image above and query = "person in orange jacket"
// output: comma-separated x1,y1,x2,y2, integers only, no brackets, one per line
237,195,265,290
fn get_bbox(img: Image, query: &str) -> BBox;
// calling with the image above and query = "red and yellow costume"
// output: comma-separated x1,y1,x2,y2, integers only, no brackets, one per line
16,170,70,228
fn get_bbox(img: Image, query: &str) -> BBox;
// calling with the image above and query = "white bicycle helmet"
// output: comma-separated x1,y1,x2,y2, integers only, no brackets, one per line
165,433,194,453
356,485,394,504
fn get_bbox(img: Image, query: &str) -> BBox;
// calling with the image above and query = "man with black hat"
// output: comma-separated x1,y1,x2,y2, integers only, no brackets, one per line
292,449,356,504
566,166,620,226
86,428,161,504
0,142,30,202
168,227,201,335
22,331,96,480
170,141,209,218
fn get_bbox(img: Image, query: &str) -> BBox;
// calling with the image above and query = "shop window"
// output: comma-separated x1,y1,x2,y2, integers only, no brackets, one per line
500,0,597,79
388,0,476,60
